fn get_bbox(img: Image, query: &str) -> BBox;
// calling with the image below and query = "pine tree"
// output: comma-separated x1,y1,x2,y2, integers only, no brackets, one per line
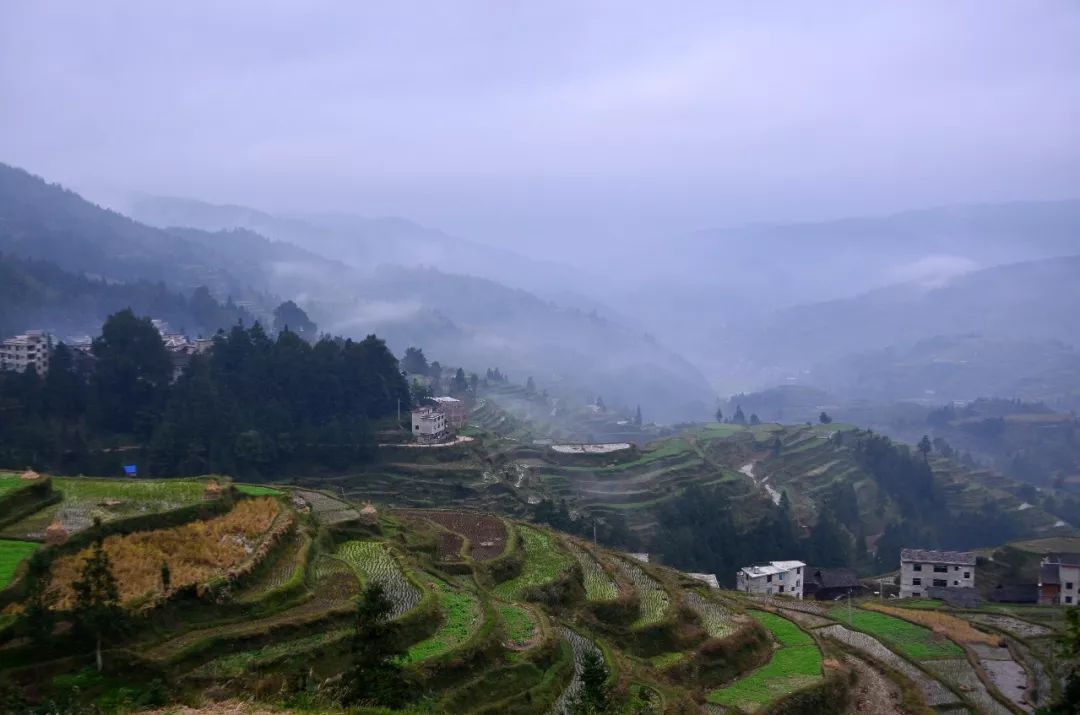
633,405,643,427
526,376,536,393
715,406,724,423
917,435,933,462
819,411,832,425
160,561,171,594
343,583,409,707
572,648,613,714
22,551,56,643
72,520,122,671
733,405,747,425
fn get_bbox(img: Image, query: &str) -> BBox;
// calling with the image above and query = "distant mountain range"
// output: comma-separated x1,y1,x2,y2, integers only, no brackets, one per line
0,162,714,422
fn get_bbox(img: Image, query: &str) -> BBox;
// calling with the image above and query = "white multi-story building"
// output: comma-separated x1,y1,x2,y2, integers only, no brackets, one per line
0,331,53,376
737,560,805,598
899,548,975,598
1039,554,1080,606
411,407,448,443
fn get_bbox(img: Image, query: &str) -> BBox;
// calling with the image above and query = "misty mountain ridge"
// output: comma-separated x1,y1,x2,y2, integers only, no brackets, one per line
129,193,608,314
1,162,712,422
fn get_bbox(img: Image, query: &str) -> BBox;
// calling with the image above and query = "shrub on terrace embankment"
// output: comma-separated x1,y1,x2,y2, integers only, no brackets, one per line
667,617,772,690
0,475,56,529
761,664,853,715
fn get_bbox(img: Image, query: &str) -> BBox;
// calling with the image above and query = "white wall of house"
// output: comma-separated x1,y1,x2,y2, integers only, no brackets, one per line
1060,565,1080,606
737,561,804,598
899,559,974,598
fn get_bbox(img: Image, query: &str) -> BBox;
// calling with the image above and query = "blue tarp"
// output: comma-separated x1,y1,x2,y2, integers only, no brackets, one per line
123,464,137,476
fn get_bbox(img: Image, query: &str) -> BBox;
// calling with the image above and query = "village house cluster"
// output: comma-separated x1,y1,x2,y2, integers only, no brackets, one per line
0,321,213,382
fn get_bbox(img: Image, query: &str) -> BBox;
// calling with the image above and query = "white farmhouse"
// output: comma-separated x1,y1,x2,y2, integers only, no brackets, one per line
736,560,805,598
899,548,975,599
1039,553,1080,605
411,407,448,443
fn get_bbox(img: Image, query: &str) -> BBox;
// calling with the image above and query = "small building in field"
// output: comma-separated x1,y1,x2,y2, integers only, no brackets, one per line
432,396,469,428
804,567,862,601
899,548,975,599
737,560,805,598
411,407,448,443
1039,553,1080,605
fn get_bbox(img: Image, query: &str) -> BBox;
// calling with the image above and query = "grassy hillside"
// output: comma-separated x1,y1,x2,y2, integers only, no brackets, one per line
0,471,1060,714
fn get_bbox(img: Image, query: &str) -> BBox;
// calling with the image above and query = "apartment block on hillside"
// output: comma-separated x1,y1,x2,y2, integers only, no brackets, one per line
899,548,975,598
0,331,53,376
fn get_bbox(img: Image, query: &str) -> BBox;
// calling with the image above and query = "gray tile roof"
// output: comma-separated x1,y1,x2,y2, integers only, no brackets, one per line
900,548,976,566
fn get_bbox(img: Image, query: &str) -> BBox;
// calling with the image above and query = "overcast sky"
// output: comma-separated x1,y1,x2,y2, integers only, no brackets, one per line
2,1,1078,253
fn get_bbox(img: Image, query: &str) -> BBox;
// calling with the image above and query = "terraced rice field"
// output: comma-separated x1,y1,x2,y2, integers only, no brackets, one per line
499,603,538,648
0,475,33,497
972,643,1032,712
614,558,669,627
492,525,573,601
864,602,999,645
293,490,360,526
965,613,1053,639
145,556,357,662
566,542,617,601
235,484,283,497
550,628,603,715
707,611,822,712
684,591,735,638
922,659,1015,715
1,477,211,540
186,628,350,679
335,541,422,617
818,624,958,707
404,579,481,663
406,510,508,561
827,606,964,659
234,532,310,604
49,497,282,608
0,539,39,587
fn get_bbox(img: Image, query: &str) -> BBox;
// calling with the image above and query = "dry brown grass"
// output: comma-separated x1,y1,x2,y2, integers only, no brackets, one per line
863,602,1000,646
49,497,281,608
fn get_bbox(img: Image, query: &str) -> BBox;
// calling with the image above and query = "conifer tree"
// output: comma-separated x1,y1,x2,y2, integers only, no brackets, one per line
343,583,409,707
72,520,122,671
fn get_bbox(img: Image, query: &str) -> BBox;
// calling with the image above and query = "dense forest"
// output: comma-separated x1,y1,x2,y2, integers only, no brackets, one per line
650,430,1044,583
0,310,409,477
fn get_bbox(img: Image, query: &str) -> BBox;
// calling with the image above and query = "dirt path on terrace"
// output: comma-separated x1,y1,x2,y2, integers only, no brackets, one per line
844,653,906,715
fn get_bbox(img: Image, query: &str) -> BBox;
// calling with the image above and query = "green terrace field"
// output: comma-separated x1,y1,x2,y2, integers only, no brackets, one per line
707,610,822,711
827,605,964,659
0,476,216,540
0,469,1051,714
492,525,573,600
0,474,33,496
0,539,39,587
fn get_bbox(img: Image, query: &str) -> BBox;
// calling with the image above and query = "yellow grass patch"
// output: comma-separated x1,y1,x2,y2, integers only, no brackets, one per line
863,602,999,646
49,497,281,608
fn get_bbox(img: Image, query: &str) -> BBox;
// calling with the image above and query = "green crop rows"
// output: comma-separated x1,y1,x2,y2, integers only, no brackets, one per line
0,539,39,587
567,542,617,601
827,606,963,660
685,591,734,638
499,604,537,647
235,484,283,497
617,559,669,628
404,580,481,663
707,611,821,711
336,541,422,617
492,526,572,601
